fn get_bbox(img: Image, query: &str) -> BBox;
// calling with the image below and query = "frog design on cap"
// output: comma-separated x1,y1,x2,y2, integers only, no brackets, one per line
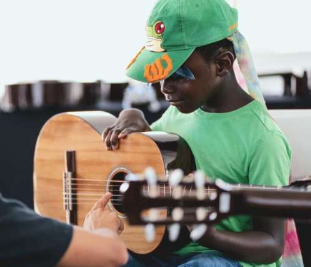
145,21,165,52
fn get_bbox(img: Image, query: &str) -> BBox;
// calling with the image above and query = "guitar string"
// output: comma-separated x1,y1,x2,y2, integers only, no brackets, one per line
49,178,308,208
59,179,298,206
66,177,278,187
61,189,219,205
68,183,227,189
63,199,123,202
59,186,287,202
63,179,288,190
60,191,216,196
63,203,124,206
68,177,257,186
61,185,214,202
61,191,294,205
61,200,208,206
64,185,218,190
60,186,294,201
62,184,287,191
64,182,220,190
52,192,218,203
61,195,206,200
61,192,201,197
61,192,204,197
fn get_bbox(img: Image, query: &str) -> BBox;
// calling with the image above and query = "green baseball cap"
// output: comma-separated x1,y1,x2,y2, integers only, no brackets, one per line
126,0,238,83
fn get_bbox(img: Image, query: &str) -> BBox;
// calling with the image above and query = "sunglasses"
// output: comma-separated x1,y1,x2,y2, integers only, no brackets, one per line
169,66,195,81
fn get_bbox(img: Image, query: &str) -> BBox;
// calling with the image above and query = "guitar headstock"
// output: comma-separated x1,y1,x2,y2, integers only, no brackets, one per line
120,169,311,242
287,176,311,190
120,168,235,241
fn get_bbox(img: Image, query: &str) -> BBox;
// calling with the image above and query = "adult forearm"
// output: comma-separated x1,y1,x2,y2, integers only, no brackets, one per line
57,227,128,267
197,228,283,264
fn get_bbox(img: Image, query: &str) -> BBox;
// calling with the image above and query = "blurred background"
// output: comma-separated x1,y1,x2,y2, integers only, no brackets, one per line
0,0,311,262
1,0,311,114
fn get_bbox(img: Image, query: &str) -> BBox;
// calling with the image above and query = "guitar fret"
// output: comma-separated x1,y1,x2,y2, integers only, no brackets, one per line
164,184,165,197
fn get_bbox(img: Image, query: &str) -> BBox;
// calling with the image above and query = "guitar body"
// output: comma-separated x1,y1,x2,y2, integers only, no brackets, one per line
34,111,194,254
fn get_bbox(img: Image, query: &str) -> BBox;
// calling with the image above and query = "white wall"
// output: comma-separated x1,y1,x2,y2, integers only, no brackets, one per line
0,0,157,86
237,0,311,54
0,0,310,94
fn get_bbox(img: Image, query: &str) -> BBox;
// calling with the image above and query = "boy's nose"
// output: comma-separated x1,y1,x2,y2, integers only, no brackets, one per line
160,80,176,95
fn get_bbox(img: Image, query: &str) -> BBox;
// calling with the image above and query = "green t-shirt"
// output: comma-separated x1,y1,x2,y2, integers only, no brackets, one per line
151,100,291,267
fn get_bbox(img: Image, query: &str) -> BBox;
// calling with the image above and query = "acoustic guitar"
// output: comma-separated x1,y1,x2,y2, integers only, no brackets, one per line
34,111,194,254
34,111,311,254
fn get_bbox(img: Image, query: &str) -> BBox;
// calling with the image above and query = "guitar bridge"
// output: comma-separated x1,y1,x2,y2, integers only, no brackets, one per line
63,150,78,225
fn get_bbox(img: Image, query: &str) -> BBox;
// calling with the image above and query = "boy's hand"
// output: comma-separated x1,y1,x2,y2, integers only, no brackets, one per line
84,193,124,235
102,108,151,150
187,224,217,244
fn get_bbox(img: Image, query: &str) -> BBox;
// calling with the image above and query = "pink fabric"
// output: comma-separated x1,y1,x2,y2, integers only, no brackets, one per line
281,219,304,267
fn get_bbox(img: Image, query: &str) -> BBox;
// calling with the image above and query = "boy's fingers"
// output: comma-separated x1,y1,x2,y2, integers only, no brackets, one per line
104,130,113,150
102,126,113,141
110,129,122,149
118,129,131,139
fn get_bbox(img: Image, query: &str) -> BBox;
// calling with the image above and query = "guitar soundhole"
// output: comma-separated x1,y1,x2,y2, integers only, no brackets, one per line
109,171,127,214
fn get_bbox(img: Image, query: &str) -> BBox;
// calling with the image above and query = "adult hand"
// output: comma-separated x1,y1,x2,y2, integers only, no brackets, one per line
84,193,124,235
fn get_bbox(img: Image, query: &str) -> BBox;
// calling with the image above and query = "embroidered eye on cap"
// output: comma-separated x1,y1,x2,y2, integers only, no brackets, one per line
125,0,238,83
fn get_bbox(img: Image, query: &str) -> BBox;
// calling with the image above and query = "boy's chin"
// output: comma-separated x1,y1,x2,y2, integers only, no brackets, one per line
169,99,198,113
175,105,197,114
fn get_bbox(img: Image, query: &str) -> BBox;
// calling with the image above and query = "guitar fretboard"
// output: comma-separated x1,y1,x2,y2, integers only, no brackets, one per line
141,181,297,198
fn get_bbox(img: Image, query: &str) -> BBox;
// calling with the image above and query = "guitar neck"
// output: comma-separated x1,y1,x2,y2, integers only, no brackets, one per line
141,182,311,219
233,189,311,219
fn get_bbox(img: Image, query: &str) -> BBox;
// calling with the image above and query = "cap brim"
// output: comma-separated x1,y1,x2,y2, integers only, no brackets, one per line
126,47,195,83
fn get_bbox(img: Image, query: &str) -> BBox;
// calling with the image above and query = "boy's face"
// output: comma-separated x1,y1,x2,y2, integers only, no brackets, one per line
160,51,220,113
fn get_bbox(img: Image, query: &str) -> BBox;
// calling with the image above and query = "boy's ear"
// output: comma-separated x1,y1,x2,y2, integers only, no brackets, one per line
214,51,235,77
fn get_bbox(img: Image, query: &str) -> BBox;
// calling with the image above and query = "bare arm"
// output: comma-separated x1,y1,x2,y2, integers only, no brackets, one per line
198,131,290,264
103,108,151,150
195,217,285,264
56,227,128,267
57,193,128,267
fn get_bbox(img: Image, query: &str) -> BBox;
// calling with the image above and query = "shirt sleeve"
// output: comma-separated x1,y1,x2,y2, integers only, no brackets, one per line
0,194,73,267
150,106,172,131
249,130,291,187
150,118,164,131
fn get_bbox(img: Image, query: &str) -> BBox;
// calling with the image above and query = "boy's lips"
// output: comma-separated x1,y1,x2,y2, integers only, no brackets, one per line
168,99,185,106
165,95,185,106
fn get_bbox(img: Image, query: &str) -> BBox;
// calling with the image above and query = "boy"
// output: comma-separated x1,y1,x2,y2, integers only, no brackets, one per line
0,192,127,267
100,0,291,266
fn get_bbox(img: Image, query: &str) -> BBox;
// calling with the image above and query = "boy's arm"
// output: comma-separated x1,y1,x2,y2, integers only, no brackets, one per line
196,130,290,264
57,227,128,267
195,218,285,264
